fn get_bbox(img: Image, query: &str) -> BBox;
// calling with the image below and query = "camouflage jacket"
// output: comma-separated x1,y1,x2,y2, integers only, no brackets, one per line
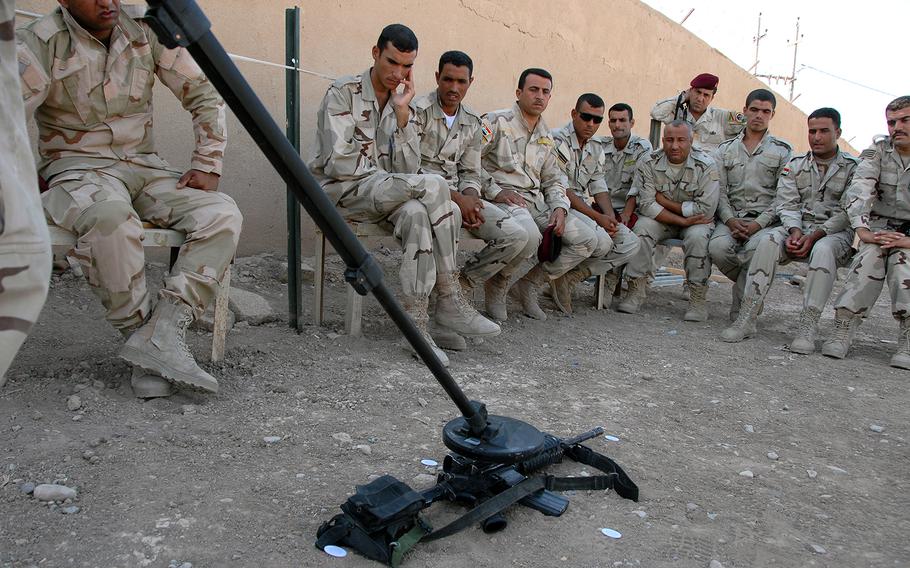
714,131,792,227
16,5,227,179
651,92,745,152
480,103,570,212
777,149,859,234
310,68,420,205
551,122,608,199
413,90,482,194
843,136,910,230
637,149,719,220
601,134,652,208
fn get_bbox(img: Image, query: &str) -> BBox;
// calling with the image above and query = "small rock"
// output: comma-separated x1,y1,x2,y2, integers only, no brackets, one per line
870,424,884,433
808,543,826,554
686,502,698,512
767,451,779,461
262,436,282,444
33,484,77,502
61,505,80,515
331,432,352,444
92,380,105,389
781,404,790,411
807,469,818,479
72,415,83,422
743,424,754,433
826,465,848,474
354,444,372,456
629,510,647,518
326,332,341,340
417,397,428,407
846,386,855,392
412,473,436,485
707,512,718,520
11,424,22,432
182,405,198,415
82,450,95,461
738,470,754,479
709,561,725,568
228,288,277,325
19,482,35,495
66,395,82,411
32,412,43,421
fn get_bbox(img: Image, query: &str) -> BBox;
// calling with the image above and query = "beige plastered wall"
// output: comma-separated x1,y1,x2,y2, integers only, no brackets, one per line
17,0,848,255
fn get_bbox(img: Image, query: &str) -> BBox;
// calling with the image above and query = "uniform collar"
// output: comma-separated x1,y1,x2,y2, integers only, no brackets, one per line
59,6,144,49
734,129,772,154
360,68,378,103
428,91,471,126
557,122,583,151
656,150,694,172
511,102,548,136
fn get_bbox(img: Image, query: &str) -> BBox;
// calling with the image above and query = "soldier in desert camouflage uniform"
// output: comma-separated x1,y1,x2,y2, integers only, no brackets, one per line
311,25,499,367
616,120,719,321
0,0,52,386
651,73,745,152
549,93,640,313
821,96,910,369
17,0,243,396
414,50,531,329
708,89,792,342
731,108,858,353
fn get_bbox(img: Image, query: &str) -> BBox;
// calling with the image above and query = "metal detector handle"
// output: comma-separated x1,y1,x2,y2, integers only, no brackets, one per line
143,0,488,435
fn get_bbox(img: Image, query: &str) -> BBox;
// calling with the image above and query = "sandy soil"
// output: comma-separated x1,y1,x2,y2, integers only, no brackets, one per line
1,248,908,568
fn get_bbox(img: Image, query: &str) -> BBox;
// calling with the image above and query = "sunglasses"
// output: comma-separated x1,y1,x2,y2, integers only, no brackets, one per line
578,112,604,124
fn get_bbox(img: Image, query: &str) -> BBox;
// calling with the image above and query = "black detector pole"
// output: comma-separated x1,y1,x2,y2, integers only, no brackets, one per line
143,0,488,435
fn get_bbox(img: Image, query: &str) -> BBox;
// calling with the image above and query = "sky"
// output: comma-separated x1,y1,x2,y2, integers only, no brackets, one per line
640,0,904,152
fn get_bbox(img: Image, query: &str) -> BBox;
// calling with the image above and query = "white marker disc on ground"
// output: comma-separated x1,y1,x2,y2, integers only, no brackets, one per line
324,545,347,557
604,435,620,442
600,528,622,539
421,459,438,467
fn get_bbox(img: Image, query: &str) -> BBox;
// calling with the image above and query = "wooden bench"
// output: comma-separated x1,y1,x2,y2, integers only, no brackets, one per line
47,222,232,363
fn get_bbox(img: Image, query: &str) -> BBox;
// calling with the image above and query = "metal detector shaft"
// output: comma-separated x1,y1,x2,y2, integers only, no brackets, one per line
144,0,487,434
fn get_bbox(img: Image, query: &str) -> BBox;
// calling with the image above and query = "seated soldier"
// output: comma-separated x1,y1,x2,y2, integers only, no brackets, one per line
18,1,243,397
821,96,910,369
708,89,792,341
727,108,858,352
616,120,719,321
310,24,499,367
414,50,531,335
549,93,640,313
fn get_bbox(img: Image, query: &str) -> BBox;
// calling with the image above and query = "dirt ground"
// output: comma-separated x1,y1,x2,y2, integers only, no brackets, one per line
1,247,908,568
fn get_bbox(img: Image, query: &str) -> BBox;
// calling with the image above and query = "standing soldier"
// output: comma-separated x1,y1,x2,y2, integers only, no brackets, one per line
0,1,52,386
549,93,640,313
708,89,792,342
311,25,500,368
651,73,745,152
616,120,718,321
413,50,531,331
17,0,243,397
728,108,858,352
822,96,910,369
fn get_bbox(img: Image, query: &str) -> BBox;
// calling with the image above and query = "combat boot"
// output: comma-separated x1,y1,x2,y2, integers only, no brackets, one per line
508,264,548,320
402,294,449,366
430,325,467,351
821,308,857,359
549,265,592,314
889,318,910,370
483,272,510,322
131,368,176,399
119,326,175,398
720,295,761,342
789,306,822,354
435,272,501,338
729,273,745,322
683,283,709,322
119,297,219,393
616,276,648,314
599,271,621,309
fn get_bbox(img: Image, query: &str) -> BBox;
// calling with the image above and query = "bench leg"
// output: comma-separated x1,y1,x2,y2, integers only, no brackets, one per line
345,285,363,337
314,230,326,327
211,264,231,363
594,275,606,310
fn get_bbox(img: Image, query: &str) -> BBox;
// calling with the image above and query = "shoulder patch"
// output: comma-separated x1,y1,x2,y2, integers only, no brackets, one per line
537,136,553,146
480,120,493,144
728,111,746,125
859,148,877,160
331,73,362,89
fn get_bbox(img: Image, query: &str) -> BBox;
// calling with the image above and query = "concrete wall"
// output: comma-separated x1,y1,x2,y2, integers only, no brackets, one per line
17,0,833,255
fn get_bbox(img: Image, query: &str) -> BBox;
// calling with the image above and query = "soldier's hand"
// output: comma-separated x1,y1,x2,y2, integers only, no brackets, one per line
878,232,910,250
864,229,904,246
726,218,749,240
597,214,619,236
391,67,416,129
785,229,804,252
493,189,527,208
549,207,567,237
455,192,485,229
788,235,814,259
619,210,633,226
177,169,220,191
742,221,761,238
686,214,711,226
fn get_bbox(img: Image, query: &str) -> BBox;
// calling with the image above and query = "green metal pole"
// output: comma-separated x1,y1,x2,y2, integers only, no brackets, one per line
285,6,302,331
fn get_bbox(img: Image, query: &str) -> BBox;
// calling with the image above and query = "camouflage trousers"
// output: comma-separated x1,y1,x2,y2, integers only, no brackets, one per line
0,248,51,385
625,217,714,285
708,223,784,301
507,195,634,279
834,242,910,320
743,227,853,310
452,201,534,286
571,213,641,276
42,161,243,331
336,172,457,297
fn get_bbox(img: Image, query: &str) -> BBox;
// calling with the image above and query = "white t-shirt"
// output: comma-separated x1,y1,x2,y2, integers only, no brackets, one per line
444,113,456,129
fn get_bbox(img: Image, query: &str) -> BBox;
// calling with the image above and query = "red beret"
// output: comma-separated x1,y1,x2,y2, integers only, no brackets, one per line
690,73,719,90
